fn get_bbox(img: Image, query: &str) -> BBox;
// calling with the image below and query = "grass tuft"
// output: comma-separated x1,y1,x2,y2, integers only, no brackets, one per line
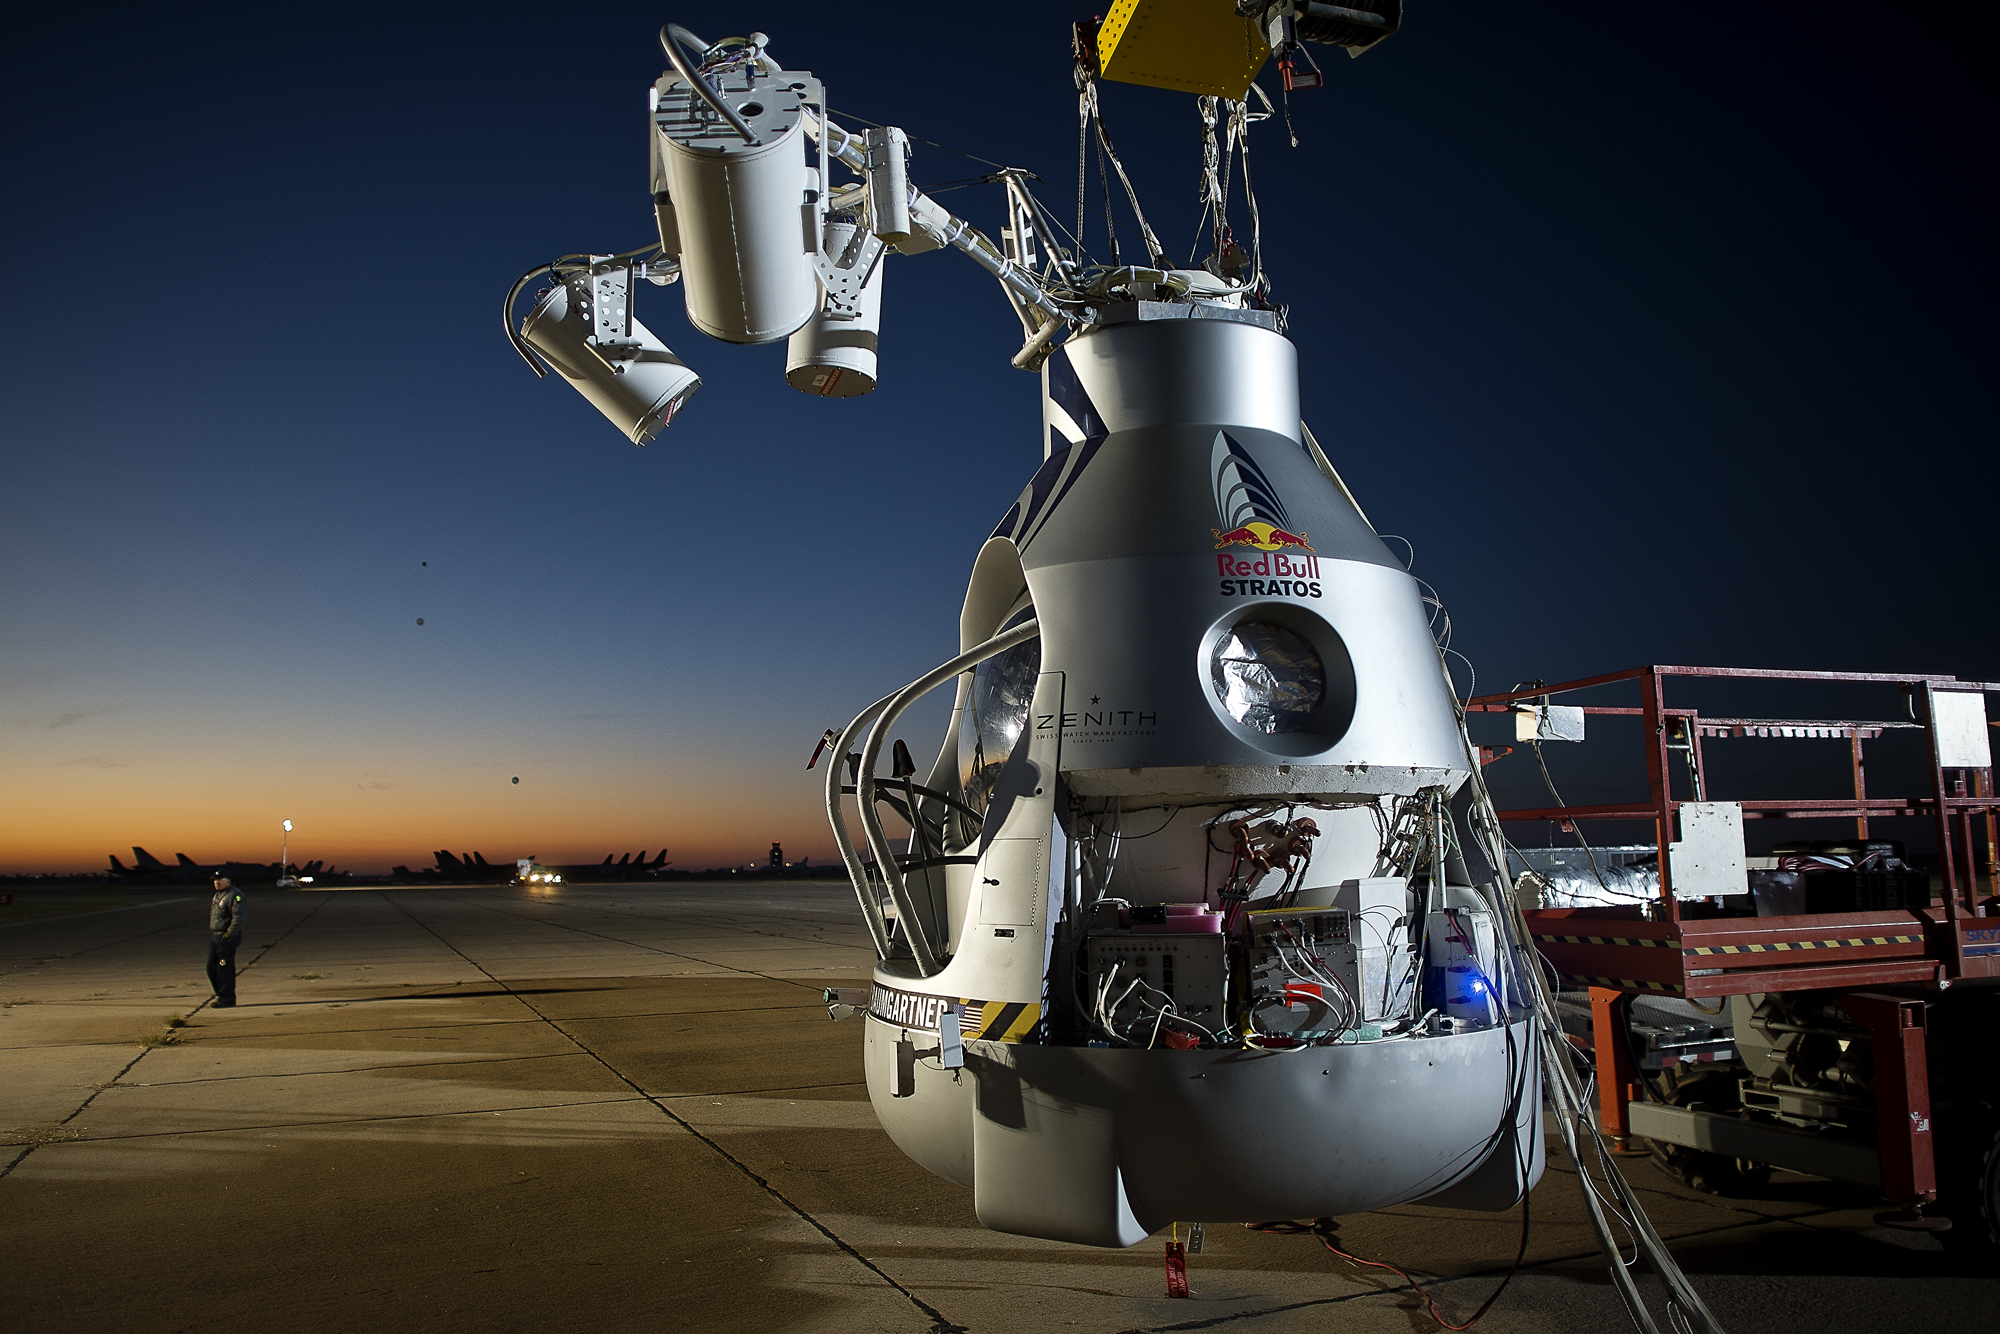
164,1014,186,1028
293,972,324,980
137,1029,183,1048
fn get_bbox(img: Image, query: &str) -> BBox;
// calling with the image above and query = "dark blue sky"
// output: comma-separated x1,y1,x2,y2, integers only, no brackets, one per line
2,3,1991,870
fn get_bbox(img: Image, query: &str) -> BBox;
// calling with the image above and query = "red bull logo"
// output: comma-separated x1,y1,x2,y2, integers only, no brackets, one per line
1211,521,1313,553
1218,549,1321,600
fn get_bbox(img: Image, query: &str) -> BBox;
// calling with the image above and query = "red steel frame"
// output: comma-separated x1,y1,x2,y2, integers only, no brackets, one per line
1470,665,1999,1206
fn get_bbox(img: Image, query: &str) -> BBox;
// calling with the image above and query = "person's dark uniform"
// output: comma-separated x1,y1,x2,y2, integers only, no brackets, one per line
207,877,244,1007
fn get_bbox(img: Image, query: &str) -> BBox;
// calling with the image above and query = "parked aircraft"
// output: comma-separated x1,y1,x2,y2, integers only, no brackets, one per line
109,848,269,882
380,848,670,884
107,848,347,883
431,851,523,883
531,850,670,881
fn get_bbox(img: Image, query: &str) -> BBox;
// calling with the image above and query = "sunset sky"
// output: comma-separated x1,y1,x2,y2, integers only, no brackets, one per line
2,4,1990,874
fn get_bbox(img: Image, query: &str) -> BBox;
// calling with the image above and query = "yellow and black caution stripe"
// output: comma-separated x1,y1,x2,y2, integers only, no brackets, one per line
869,983,1041,1042
1685,934,1922,957
1560,974,1685,994
964,1000,1041,1042
1533,934,1680,950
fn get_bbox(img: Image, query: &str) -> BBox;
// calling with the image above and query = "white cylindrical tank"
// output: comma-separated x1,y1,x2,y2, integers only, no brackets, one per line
519,277,699,445
785,221,883,397
655,69,820,345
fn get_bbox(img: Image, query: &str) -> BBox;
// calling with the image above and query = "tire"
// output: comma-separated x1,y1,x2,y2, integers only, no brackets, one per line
1982,1125,2000,1249
1644,1066,1775,1197
1648,1141,1775,1196
1938,1118,2000,1253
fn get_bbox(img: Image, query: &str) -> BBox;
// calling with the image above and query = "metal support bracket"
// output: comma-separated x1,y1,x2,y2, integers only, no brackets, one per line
1838,991,1937,1206
577,261,646,373
1589,986,1643,1147
811,226,885,317
999,175,1040,274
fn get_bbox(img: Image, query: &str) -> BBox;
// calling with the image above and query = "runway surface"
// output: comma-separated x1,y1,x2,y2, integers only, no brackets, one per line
1,883,1988,1333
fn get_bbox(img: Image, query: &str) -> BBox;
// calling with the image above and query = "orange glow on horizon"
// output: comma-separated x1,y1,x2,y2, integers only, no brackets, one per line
1,746,888,876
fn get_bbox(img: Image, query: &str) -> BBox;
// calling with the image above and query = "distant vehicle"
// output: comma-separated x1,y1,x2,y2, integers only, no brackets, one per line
515,859,563,886
277,859,334,888
533,850,670,881
397,848,670,884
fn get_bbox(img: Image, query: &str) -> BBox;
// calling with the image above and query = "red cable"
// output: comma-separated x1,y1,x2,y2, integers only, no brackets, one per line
1249,1200,1529,1332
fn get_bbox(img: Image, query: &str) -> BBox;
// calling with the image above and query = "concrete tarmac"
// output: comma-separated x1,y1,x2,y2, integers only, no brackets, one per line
2,883,1989,1333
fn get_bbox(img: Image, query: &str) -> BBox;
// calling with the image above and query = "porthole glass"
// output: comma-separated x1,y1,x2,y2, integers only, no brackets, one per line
959,607,1040,813
1210,621,1325,734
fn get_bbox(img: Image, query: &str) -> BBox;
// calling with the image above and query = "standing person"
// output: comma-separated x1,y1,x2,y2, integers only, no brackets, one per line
207,875,245,1007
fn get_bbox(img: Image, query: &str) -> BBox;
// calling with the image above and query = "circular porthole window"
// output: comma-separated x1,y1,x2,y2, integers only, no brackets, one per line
1209,621,1326,734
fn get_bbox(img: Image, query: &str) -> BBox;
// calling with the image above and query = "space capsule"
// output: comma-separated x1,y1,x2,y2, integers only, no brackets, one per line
825,296,1543,1246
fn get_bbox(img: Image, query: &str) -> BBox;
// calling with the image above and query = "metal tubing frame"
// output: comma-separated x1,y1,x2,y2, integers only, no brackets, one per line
823,690,899,960
658,24,762,145
1482,658,2000,1171
802,113,1070,330
854,619,1042,977
1641,668,1677,913
1919,681,1961,929
1471,666,1998,948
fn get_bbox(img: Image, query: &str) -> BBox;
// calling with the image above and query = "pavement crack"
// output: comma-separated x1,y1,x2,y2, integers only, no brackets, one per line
13,1096,651,1145
379,889,965,1334
0,895,331,1180
105,1049,589,1087
433,889,848,993
660,1081,867,1099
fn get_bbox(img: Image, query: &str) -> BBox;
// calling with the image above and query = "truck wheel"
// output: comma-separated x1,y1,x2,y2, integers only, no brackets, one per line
1645,1067,1773,1197
1938,1120,1999,1253
1649,1142,1774,1196
1983,1125,2000,1249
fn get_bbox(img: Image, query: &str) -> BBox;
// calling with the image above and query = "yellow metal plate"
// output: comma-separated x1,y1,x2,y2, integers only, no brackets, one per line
1097,0,1271,100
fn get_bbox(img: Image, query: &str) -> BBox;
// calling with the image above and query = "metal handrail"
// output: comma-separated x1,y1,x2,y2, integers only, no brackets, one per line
823,690,897,959
855,619,1041,976
658,25,761,146
838,781,985,833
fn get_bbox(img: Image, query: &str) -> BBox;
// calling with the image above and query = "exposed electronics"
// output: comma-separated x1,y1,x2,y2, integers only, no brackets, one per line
1242,908,1362,1041
1423,891,1502,1027
1333,875,1415,1023
1087,930,1228,1045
